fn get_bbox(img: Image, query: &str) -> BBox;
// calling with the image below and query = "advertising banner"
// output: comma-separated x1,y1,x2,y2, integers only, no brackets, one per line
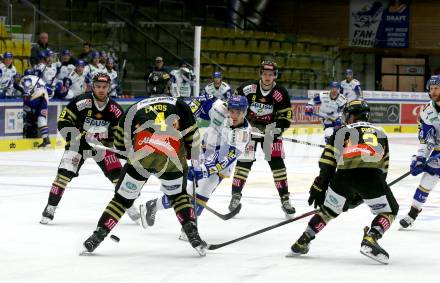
369,103,400,123
350,0,410,48
401,103,425,124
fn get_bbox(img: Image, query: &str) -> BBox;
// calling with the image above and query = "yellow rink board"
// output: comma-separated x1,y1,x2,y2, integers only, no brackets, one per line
0,124,418,152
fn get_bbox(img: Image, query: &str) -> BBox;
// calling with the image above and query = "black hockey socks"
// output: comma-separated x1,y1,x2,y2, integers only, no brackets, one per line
268,159,289,197
171,194,196,225
97,199,127,233
231,162,253,194
47,174,71,206
371,213,395,236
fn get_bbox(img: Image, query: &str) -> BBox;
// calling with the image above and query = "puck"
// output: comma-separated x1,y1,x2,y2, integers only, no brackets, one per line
110,235,120,242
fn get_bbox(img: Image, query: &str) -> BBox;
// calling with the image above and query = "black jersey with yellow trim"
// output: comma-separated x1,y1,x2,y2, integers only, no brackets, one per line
57,92,123,149
318,121,389,181
234,80,292,133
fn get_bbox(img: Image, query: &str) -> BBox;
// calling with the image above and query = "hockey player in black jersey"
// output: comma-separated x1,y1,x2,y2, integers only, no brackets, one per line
39,73,142,224
288,100,399,264
229,60,295,217
81,86,207,256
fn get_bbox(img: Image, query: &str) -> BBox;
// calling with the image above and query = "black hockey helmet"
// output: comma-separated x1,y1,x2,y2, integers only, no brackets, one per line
343,100,370,122
259,60,278,77
92,72,111,84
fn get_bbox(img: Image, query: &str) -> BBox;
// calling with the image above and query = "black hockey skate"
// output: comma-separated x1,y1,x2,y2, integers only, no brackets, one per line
126,205,141,224
399,206,421,229
229,193,242,212
281,193,296,218
139,199,158,228
360,226,389,264
286,232,315,257
81,227,108,255
40,204,57,224
182,221,207,256
38,137,51,148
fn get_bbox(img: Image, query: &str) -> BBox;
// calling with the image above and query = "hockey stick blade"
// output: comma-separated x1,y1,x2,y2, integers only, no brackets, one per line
207,209,317,250
202,202,241,221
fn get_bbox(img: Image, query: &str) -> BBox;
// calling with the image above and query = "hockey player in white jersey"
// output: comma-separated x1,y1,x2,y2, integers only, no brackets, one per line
84,51,106,89
53,59,87,99
105,58,121,97
34,49,58,88
305,81,347,142
19,68,51,147
0,52,17,98
139,95,251,233
55,49,75,82
400,75,440,229
170,66,195,97
201,71,232,101
340,69,362,102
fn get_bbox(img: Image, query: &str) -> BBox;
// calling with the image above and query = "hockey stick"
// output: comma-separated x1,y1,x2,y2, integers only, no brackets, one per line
251,132,325,148
197,199,241,220
89,143,240,220
207,209,317,250
387,152,440,187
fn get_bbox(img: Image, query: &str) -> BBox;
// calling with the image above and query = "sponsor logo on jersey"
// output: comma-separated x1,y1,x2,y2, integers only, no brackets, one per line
95,113,103,119
110,104,122,118
134,130,180,157
272,90,283,102
162,184,181,191
250,102,274,116
76,99,92,111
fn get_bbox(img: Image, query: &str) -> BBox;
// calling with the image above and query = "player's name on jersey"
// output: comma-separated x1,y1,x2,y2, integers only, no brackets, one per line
308,90,428,101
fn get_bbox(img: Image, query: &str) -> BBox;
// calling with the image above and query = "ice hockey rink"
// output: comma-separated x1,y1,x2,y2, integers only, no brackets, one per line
1,133,439,283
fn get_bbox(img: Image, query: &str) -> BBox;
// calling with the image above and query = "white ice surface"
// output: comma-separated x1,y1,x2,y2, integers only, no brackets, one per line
1,134,439,283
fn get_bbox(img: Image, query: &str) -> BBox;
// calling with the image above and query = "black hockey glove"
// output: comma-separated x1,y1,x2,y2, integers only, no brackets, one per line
308,176,328,208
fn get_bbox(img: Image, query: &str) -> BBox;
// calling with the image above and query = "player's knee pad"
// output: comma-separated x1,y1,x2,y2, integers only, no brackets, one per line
419,172,439,191
195,175,221,199
59,150,83,175
364,194,396,215
323,187,347,215
116,172,146,200
238,139,256,162
160,176,184,196
324,127,334,139
37,116,47,128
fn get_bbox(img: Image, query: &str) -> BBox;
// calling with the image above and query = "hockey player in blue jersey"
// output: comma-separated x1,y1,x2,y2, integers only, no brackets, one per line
400,75,440,229
201,71,232,101
19,68,51,147
305,81,347,142
139,95,251,237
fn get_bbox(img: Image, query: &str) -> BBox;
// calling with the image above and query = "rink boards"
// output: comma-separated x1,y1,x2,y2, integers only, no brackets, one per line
0,91,428,151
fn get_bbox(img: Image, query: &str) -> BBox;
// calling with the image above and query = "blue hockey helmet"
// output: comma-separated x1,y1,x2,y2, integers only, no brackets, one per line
426,75,440,90
328,81,341,89
100,51,107,58
345,69,353,76
61,49,71,56
44,49,54,58
3,51,13,59
24,68,35,76
106,58,114,65
75,59,86,67
227,95,248,112
91,51,100,59
212,71,222,79
37,50,46,60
